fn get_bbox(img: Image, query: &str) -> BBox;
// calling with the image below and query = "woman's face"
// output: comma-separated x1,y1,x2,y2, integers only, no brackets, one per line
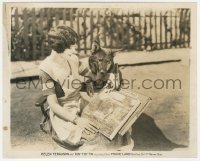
70,44,78,54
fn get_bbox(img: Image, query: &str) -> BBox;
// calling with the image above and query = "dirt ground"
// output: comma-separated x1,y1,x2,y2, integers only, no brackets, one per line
10,50,190,151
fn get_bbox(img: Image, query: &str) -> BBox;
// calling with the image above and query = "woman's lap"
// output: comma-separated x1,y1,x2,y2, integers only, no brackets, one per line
50,97,134,151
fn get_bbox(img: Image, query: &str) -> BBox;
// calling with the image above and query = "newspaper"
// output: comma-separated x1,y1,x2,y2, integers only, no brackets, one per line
82,89,145,140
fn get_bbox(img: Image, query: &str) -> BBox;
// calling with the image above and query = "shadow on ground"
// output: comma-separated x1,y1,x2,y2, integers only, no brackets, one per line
132,113,186,151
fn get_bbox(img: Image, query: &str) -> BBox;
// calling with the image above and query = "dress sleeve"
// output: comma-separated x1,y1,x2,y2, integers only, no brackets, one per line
39,70,56,96
78,60,90,76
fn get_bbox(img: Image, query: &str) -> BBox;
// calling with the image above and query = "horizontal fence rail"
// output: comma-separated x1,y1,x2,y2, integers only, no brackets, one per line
11,8,191,61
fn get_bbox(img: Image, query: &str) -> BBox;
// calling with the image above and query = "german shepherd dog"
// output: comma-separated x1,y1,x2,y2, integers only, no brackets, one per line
86,37,122,96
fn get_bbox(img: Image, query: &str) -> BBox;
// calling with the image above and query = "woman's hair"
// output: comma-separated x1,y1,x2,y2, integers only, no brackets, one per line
48,25,79,53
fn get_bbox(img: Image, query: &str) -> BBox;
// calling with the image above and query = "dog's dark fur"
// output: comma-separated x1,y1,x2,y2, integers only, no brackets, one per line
88,38,122,92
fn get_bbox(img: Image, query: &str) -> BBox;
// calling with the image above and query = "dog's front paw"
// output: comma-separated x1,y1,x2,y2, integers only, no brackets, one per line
86,80,94,97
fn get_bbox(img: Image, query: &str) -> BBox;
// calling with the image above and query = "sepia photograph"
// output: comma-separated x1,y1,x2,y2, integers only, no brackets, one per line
2,2,197,158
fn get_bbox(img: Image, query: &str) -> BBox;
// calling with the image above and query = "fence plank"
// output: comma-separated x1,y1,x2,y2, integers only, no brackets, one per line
63,8,66,25
132,11,135,24
149,12,152,49
184,9,189,47
119,14,123,46
83,10,87,54
138,11,142,50
188,10,191,47
31,8,36,60
70,8,73,28
23,8,29,58
39,9,45,58
90,11,94,48
110,12,113,48
170,11,173,47
55,8,59,26
154,12,157,49
175,10,178,47
77,11,80,52
103,10,107,47
179,9,184,47
160,12,162,49
13,8,20,59
144,12,147,49
127,11,130,48
97,10,100,34
164,12,168,48
132,11,136,48
183,9,187,47
14,8,19,32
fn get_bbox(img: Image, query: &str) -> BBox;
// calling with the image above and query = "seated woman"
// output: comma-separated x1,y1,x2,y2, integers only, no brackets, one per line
39,25,134,151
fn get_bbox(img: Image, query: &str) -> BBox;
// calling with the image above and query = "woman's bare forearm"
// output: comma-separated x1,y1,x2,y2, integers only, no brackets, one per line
47,94,77,123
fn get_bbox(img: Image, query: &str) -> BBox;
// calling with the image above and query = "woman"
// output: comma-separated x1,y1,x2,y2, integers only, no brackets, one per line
39,25,133,151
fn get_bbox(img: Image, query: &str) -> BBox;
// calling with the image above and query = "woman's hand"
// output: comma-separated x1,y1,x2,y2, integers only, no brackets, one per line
74,117,99,134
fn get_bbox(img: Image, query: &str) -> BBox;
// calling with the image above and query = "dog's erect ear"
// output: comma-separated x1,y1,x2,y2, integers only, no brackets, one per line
91,42,100,54
91,36,101,54
109,50,116,58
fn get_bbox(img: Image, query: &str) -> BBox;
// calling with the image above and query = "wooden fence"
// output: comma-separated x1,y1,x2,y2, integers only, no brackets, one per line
11,8,191,61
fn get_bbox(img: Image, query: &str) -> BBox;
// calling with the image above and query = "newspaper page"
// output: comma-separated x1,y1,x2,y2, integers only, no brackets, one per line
82,89,146,140
2,2,197,158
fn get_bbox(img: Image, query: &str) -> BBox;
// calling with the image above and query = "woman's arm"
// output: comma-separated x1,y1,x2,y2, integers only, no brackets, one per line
47,94,77,122
47,94,99,133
